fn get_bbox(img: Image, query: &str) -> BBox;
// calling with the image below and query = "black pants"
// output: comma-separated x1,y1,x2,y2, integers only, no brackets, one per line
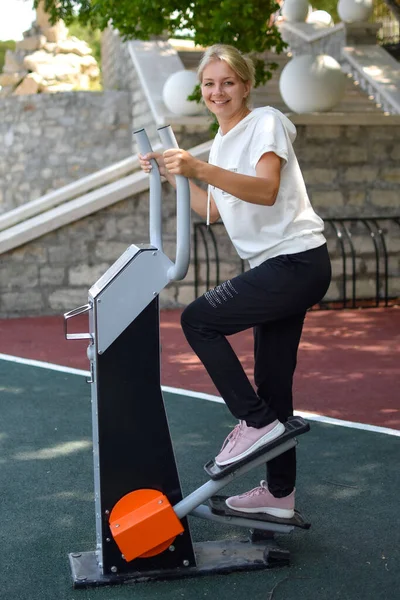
181,243,331,496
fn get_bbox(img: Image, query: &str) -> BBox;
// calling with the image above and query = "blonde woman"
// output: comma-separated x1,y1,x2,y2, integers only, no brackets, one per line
139,44,331,519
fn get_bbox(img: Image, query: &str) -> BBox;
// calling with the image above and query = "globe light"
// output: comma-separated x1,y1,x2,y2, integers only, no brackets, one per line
279,54,346,113
337,0,373,23
162,70,201,116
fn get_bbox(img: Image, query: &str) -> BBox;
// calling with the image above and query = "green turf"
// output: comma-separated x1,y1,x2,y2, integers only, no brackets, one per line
0,359,398,600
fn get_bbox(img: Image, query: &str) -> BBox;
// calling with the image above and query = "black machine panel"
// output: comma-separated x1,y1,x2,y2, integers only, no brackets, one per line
96,298,196,573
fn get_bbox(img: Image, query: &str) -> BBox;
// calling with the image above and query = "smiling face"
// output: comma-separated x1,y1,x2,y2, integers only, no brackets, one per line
200,59,251,132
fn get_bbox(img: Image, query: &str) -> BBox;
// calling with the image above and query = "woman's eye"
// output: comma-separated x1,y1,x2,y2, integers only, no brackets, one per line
224,81,234,85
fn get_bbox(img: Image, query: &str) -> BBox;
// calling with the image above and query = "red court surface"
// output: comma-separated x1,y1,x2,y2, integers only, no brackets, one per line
0,307,399,430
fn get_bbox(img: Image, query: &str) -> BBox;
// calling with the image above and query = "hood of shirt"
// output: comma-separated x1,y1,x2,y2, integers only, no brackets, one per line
218,106,297,144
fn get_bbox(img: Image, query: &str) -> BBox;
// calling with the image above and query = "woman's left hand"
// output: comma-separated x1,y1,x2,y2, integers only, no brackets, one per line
163,149,199,178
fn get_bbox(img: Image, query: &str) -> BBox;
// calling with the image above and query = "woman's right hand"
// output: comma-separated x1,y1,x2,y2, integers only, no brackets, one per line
138,152,176,187
138,152,166,176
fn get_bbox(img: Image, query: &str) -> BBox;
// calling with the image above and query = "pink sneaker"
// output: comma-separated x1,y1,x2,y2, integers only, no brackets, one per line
215,419,285,466
226,481,295,518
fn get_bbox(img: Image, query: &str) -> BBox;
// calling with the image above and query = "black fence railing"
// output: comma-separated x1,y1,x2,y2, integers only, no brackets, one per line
193,217,400,310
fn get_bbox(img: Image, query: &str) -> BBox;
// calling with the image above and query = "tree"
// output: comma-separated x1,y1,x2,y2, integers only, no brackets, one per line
382,0,400,23
67,16,102,65
0,40,16,72
34,1,286,87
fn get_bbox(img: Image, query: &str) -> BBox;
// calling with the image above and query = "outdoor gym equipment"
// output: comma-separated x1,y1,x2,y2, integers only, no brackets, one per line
63,126,310,588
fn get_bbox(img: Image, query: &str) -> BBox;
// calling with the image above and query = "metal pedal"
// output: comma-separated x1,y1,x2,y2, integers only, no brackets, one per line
208,495,311,529
204,416,310,480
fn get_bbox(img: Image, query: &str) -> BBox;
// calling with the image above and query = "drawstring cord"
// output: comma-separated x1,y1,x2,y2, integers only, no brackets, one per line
206,185,211,230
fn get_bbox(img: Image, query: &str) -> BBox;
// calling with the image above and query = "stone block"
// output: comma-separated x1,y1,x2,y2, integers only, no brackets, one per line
343,166,379,183
47,241,89,265
369,142,391,163
0,290,43,316
6,244,47,264
159,284,177,308
16,35,47,52
311,191,345,208
69,263,110,286
296,144,333,163
14,74,41,96
0,72,27,87
347,191,366,206
370,190,399,207
48,287,88,311
303,168,337,185
3,50,25,73
94,241,130,262
40,266,66,286
336,145,368,163
391,145,400,161
381,168,400,184
368,126,400,140
0,264,39,289
305,126,341,139
175,283,195,307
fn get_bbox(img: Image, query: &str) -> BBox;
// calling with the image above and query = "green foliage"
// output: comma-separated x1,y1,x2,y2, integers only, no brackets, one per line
311,0,339,22
36,1,287,86
67,17,102,65
0,40,16,72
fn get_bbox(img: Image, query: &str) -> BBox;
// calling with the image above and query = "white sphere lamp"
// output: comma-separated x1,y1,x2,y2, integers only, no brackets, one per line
279,54,346,113
337,0,373,23
162,70,200,116
281,0,309,23
307,10,334,27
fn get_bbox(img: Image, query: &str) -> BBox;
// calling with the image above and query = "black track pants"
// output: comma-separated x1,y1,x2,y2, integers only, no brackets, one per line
181,243,331,496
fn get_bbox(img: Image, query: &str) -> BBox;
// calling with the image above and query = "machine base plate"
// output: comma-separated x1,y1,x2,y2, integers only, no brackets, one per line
69,537,291,588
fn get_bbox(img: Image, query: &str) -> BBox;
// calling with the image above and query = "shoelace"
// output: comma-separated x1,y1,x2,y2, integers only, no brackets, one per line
239,480,269,498
219,421,244,453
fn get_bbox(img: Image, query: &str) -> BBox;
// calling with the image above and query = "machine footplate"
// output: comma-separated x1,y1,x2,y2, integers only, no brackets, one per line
204,416,310,480
208,495,311,529
69,538,291,588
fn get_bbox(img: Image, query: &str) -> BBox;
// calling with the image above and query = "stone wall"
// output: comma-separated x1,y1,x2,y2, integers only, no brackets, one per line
1,100,400,316
296,124,400,218
1,119,399,318
0,184,196,318
0,90,132,214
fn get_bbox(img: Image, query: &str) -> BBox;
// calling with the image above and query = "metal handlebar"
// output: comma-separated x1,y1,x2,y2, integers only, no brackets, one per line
134,128,163,252
134,126,191,282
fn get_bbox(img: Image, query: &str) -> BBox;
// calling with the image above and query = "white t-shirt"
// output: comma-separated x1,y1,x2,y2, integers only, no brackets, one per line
208,106,326,268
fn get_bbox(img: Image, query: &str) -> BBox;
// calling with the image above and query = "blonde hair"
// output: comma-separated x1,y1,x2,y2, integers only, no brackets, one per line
198,44,255,90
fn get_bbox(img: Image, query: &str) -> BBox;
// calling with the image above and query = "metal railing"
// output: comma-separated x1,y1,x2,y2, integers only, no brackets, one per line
193,217,400,309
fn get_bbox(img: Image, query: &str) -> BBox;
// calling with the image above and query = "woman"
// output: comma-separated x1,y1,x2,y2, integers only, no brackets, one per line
139,44,331,519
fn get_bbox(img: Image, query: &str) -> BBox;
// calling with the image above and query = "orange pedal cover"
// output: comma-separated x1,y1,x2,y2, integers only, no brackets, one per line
109,489,184,562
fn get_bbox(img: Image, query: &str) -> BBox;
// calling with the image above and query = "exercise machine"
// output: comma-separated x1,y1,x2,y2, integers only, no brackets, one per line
64,126,310,588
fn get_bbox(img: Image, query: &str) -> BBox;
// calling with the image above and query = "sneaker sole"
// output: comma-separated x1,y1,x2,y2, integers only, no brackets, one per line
225,499,294,519
215,421,286,467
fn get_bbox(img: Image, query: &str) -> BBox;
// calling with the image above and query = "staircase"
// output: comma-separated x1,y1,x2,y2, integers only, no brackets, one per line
178,48,384,115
